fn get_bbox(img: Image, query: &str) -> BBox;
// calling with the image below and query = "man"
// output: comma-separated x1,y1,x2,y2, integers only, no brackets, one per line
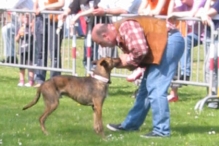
34,0,65,87
91,16,185,138
0,0,34,63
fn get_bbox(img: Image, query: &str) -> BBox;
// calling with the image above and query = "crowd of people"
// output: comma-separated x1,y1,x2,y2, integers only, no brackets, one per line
0,0,219,138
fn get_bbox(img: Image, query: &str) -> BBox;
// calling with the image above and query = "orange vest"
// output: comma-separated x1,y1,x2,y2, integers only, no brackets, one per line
149,0,170,15
114,16,168,65
44,0,59,22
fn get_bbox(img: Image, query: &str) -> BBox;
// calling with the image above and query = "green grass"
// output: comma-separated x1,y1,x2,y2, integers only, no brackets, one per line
1,39,219,146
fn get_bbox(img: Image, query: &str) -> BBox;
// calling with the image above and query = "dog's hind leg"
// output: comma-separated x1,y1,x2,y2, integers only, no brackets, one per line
92,100,104,137
39,94,59,135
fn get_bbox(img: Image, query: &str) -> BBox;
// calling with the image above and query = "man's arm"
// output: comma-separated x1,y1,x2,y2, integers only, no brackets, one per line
118,21,148,68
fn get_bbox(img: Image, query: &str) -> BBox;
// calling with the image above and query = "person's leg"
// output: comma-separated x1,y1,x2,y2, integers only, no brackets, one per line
34,16,47,84
141,31,184,137
205,40,218,108
25,51,34,87
180,33,199,78
49,22,63,78
1,23,16,62
76,19,84,37
18,53,25,86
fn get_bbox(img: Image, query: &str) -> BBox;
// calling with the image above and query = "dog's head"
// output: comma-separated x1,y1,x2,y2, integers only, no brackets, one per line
92,57,121,71
92,57,121,83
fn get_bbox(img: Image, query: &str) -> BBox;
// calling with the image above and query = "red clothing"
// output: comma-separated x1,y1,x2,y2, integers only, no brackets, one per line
116,20,148,67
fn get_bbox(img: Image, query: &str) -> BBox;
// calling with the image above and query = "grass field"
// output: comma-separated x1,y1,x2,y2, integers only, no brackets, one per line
1,39,219,146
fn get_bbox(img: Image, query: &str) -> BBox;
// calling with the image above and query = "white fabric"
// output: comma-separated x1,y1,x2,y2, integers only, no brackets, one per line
35,0,47,9
1,0,34,10
98,0,142,22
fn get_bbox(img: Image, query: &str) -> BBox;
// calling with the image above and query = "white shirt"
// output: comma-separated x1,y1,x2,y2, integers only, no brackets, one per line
98,0,142,22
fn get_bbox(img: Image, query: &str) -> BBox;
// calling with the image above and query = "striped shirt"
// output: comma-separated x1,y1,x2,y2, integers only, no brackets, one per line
116,20,148,67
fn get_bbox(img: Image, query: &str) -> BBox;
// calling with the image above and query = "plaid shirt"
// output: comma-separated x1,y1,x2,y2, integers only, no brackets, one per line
116,20,148,67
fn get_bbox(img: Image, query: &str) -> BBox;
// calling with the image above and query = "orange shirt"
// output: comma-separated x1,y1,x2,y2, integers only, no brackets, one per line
148,0,170,15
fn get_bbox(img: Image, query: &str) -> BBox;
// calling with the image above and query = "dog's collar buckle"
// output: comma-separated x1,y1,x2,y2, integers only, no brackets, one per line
89,71,109,83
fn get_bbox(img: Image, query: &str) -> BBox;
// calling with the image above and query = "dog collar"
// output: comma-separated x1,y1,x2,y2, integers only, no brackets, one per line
89,71,109,83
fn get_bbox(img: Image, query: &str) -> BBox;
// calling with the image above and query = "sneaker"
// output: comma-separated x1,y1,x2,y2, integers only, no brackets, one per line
167,95,178,102
106,124,125,131
33,83,41,88
24,82,33,87
207,102,219,109
140,132,166,138
127,68,143,82
17,82,24,87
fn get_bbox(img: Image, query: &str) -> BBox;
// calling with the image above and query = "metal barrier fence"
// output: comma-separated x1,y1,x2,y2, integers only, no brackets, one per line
0,9,218,111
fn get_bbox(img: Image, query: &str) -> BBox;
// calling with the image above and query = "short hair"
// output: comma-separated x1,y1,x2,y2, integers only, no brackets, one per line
95,24,109,38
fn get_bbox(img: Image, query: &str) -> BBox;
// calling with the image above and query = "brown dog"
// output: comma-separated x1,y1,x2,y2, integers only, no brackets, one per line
22,57,121,136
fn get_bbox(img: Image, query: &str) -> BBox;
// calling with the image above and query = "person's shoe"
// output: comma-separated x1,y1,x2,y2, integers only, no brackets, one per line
207,102,219,109
140,132,166,138
25,82,34,87
33,83,41,88
17,82,24,87
180,75,190,81
126,68,143,82
167,95,179,102
106,124,125,131
5,56,18,64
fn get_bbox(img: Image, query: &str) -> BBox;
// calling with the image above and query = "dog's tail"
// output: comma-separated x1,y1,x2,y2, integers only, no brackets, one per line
22,87,41,110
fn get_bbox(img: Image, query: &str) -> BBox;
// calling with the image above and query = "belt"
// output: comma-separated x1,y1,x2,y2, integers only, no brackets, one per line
168,29,178,36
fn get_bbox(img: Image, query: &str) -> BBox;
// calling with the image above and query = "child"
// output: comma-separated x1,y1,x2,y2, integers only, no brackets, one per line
16,13,34,87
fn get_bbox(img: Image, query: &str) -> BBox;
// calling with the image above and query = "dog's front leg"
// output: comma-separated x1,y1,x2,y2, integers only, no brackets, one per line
92,103,104,137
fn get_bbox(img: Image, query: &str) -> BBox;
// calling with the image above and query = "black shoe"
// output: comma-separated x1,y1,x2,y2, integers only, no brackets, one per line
179,75,190,81
6,56,18,64
140,132,167,138
106,124,125,131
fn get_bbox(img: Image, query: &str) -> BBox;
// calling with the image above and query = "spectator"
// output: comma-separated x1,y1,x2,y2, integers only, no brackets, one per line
196,0,218,108
34,0,65,87
59,0,98,69
167,0,206,102
138,0,170,16
91,16,184,138
0,0,34,63
15,12,34,87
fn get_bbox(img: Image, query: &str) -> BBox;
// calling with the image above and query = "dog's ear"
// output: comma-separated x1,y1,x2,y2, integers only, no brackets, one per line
100,60,108,67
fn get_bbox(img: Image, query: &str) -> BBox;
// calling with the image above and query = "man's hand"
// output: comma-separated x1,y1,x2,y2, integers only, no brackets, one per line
119,54,129,67
92,8,105,16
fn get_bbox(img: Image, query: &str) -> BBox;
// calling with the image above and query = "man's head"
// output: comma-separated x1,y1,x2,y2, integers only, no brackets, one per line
91,24,117,47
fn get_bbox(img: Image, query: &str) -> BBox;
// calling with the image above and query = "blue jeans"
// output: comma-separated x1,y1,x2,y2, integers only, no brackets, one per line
2,23,15,57
121,31,185,136
34,15,63,84
180,33,199,76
